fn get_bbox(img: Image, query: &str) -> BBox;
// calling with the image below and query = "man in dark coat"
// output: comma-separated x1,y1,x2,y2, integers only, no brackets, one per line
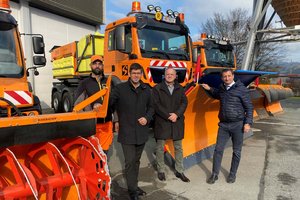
109,63,153,200
201,68,253,184
152,67,190,182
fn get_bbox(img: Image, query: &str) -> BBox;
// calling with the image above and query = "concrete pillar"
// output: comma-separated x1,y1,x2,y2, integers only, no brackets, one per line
241,0,272,70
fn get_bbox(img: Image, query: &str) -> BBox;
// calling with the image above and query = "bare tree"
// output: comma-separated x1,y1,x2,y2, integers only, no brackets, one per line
200,8,285,70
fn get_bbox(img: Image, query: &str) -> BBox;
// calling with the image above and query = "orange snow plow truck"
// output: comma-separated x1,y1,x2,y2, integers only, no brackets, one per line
0,0,111,199
50,1,293,173
192,33,294,119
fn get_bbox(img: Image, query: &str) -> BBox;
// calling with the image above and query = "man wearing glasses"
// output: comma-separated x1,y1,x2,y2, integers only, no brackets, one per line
110,63,154,200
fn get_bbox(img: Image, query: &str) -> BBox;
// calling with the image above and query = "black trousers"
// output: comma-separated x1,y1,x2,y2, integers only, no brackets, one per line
121,143,145,196
212,121,244,177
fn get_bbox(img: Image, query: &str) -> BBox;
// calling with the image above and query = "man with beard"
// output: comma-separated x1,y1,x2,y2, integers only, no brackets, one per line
74,55,113,155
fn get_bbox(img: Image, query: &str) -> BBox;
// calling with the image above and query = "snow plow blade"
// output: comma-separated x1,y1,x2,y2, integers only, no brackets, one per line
163,70,293,168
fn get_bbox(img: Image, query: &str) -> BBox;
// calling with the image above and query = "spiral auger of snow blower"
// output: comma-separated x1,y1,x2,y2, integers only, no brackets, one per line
0,148,38,200
0,77,112,199
59,136,111,199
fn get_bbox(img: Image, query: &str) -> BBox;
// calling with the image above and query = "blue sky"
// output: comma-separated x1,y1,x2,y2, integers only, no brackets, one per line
105,0,300,63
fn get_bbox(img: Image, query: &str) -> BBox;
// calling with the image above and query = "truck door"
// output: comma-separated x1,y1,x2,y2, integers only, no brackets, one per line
104,25,133,81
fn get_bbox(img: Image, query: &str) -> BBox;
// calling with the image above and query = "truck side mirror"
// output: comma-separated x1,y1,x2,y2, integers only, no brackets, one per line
32,36,45,54
115,26,125,51
33,55,46,66
192,48,198,63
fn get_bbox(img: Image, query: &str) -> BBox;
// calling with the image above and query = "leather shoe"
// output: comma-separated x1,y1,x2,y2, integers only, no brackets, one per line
158,172,166,181
137,187,146,196
130,194,139,200
207,174,218,184
227,175,236,183
175,171,190,182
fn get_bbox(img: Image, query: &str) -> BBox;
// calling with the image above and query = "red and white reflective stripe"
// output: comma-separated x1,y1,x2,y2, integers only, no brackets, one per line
150,60,187,68
185,68,189,82
4,91,33,105
146,67,153,82
149,60,189,82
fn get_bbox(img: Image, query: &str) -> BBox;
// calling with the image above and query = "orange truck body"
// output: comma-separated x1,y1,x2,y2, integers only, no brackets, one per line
50,5,193,113
50,33,105,113
51,33,105,80
0,6,40,117
103,14,193,87
192,37,237,74
192,34,294,121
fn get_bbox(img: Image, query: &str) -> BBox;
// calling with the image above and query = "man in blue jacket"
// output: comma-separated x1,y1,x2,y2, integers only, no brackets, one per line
201,68,253,184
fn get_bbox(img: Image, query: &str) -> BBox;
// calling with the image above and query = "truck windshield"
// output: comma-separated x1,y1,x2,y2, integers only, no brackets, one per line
204,42,234,68
0,26,23,78
138,26,189,61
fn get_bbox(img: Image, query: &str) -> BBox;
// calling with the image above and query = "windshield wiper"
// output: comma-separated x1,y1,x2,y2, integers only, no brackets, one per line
208,61,227,67
140,49,170,59
168,52,189,60
0,75,8,77
156,51,170,59
223,61,234,66
208,60,233,67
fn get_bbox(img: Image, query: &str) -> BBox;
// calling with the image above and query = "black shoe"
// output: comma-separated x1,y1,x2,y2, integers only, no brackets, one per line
175,171,190,182
137,187,146,196
129,190,140,200
130,194,139,200
227,175,236,183
207,174,218,184
158,172,166,181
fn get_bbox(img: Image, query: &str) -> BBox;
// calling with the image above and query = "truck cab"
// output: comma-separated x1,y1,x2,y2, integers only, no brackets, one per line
104,2,193,87
0,0,45,117
192,33,236,77
49,2,194,113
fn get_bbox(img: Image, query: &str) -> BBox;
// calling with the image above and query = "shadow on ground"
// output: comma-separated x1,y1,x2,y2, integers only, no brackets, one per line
110,166,189,200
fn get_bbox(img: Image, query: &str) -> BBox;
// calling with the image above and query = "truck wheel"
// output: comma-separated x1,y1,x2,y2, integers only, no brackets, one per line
111,75,121,88
33,95,42,114
52,92,62,113
62,92,73,113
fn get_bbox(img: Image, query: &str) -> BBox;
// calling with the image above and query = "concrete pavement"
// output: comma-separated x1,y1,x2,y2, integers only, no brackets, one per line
109,98,300,200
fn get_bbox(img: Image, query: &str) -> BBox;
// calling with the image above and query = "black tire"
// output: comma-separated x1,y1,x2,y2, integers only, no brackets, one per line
33,95,42,114
111,75,122,88
52,91,62,113
62,92,73,113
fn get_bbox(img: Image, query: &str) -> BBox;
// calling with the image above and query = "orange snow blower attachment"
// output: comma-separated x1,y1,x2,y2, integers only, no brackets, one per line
0,77,112,199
